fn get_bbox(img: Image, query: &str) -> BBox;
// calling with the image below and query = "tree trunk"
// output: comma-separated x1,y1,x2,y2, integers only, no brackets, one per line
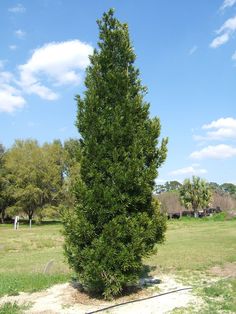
1,209,5,224
28,209,33,222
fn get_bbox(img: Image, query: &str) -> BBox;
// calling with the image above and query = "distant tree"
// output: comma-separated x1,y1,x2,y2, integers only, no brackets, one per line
42,140,66,205
157,191,185,216
208,181,223,195
62,139,81,208
155,180,181,194
155,184,166,194
211,191,236,211
63,9,168,299
165,181,182,192
5,140,66,221
0,144,4,159
179,176,212,217
221,183,236,196
63,138,81,186
0,144,8,223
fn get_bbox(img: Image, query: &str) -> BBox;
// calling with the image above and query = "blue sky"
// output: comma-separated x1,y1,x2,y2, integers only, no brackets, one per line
0,0,236,184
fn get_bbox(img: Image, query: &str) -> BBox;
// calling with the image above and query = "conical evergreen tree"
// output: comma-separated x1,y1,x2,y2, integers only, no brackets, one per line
63,9,168,299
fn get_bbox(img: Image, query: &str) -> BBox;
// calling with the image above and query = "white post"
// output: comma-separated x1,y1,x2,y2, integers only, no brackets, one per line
14,216,19,230
29,219,32,229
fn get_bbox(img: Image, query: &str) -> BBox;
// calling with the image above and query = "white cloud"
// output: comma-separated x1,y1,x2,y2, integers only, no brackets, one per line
189,45,198,55
1,39,93,112
15,29,26,39
0,71,13,84
18,40,93,99
220,0,236,11
210,33,229,48
217,15,236,33
194,117,236,141
0,88,25,113
203,117,236,129
25,83,58,100
8,4,26,13
170,165,207,176
206,128,236,140
9,45,17,51
0,65,26,113
190,144,236,159
0,75,25,113
210,15,236,48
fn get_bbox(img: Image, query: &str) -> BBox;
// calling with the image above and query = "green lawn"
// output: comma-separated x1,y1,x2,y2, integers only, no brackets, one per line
0,219,235,300
0,223,70,297
146,218,236,275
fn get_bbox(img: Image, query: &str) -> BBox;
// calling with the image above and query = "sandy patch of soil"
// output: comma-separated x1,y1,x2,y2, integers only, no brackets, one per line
0,275,200,313
208,262,236,278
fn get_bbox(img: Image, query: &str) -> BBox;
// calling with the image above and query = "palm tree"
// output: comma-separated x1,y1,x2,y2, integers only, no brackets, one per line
179,176,212,217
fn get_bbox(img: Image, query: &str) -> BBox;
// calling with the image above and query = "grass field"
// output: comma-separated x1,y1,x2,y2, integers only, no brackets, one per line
147,218,236,275
0,223,70,297
0,218,236,312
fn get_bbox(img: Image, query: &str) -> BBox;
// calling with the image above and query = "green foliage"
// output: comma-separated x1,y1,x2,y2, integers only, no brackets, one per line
0,302,28,314
205,212,227,221
62,139,81,208
179,176,212,215
4,140,66,221
221,182,236,196
63,9,167,299
0,144,7,222
155,180,182,194
210,181,236,198
0,144,15,223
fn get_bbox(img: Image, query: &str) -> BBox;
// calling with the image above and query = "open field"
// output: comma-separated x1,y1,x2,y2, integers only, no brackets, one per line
147,218,236,275
0,223,70,297
0,218,236,313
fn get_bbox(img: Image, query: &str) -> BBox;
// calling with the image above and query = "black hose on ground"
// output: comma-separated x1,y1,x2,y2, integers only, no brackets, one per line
85,287,192,314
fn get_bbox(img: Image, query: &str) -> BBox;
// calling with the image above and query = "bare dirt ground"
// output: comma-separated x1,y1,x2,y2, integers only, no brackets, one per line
208,262,236,278
0,275,200,314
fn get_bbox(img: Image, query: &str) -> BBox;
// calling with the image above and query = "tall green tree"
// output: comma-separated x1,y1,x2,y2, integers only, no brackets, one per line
179,176,212,217
5,140,44,220
63,9,168,298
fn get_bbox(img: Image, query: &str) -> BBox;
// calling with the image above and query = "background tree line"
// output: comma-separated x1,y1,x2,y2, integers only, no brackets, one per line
1,138,235,224
0,139,81,223
155,179,236,217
